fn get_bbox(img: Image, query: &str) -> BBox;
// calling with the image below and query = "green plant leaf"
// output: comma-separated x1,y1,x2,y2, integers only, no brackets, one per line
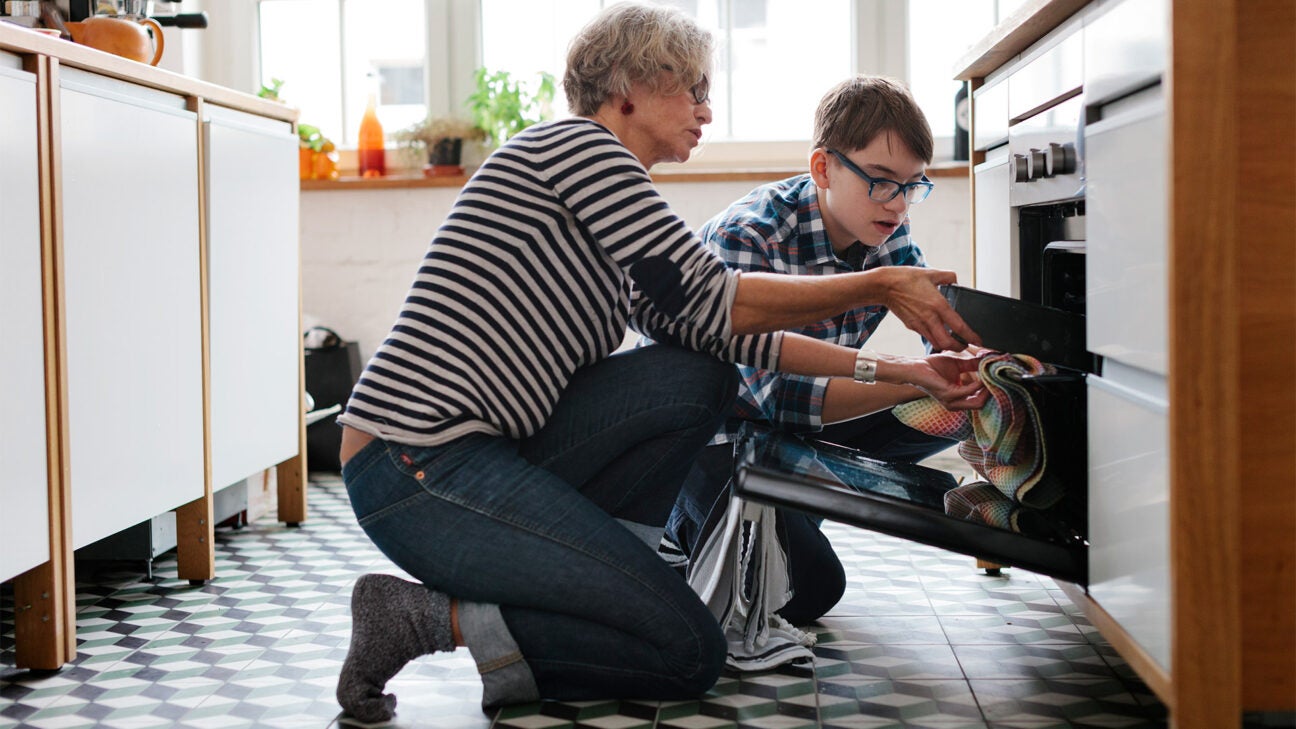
466,67,557,147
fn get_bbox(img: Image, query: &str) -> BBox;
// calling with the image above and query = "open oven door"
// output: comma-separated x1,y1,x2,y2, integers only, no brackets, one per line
733,348,1091,586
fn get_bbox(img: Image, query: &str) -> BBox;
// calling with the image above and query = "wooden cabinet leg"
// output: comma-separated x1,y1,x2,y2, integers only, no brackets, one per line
175,495,214,583
13,561,75,670
976,559,1004,576
276,453,307,526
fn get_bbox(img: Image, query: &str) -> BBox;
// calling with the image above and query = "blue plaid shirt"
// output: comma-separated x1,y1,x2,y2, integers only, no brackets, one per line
701,174,927,442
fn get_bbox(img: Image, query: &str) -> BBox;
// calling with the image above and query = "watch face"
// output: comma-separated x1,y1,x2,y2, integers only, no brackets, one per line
956,97,971,131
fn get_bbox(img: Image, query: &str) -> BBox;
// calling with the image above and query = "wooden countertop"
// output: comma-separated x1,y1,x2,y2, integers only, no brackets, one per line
953,0,1089,80
0,22,296,122
301,161,970,191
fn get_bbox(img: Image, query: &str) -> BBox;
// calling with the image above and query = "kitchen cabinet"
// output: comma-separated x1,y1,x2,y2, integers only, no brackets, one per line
0,53,50,584
205,105,301,495
1084,85,1168,375
971,146,1012,296
0,24,304,670
59,68,206,550
958,0,1295,725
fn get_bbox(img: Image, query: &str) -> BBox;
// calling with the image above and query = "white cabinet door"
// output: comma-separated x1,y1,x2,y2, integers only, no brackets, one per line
205,107,301,490
0,58,51,581
1084,86,1168,375
973,147,1015,296
1087,364,1170,671
59,70,205,549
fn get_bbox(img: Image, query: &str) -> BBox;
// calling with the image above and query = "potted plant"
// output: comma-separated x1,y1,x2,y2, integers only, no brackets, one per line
395,115,487,176
466,68,557,147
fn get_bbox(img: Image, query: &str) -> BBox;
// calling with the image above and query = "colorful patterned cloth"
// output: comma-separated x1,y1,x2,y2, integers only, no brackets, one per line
943,480,1020,532
893,353,1060,530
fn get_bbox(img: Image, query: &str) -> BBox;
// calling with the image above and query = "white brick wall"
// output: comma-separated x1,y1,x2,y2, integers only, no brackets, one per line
300,177,971,362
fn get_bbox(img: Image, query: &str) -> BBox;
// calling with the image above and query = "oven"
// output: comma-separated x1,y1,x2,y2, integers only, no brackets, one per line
729,7,1170,591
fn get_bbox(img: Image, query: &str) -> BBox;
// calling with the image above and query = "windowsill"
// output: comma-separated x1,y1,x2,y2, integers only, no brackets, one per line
300,161,969,191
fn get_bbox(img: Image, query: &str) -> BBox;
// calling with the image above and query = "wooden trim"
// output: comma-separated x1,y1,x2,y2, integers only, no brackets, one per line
0,25,295,123
14,53,75,671
277,120,309,526
966,77,986,289
175,95,215,583
1056,582,1172,706
1234,0,1296,710
1169,0,1243,724
954,0,1089,80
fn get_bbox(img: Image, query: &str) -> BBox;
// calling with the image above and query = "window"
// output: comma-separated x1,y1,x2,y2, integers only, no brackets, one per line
481,0,851,143
253,0,1023,161
258,0,427,146
905,0,1029,158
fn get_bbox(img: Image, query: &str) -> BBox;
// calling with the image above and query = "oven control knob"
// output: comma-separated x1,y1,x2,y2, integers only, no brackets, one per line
1046,142,1077,176
1013,154,1031,182
1029,148,1048,179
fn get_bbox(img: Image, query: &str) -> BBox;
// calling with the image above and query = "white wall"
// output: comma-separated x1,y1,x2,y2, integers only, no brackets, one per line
300,176,972,363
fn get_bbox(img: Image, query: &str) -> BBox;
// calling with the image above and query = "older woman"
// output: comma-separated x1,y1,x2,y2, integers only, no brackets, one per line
334,2,982,722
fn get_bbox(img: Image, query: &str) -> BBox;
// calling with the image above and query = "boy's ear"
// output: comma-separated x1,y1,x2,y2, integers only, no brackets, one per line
809,147,831,188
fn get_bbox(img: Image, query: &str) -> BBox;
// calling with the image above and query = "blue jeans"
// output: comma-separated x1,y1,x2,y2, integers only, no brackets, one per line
667,409,956,624
342,345,737,705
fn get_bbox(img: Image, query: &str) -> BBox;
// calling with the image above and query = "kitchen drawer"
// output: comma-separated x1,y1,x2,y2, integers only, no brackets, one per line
1084,85,1167,375
1086,366,1170,671
1008,29,1083,122
973,79,1008,152
1084,0,1167,107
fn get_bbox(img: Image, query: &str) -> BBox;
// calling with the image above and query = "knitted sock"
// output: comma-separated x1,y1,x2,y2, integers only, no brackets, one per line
336,574,456,723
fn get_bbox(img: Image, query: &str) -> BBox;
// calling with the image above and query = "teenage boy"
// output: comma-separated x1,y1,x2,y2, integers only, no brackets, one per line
665,76,987,624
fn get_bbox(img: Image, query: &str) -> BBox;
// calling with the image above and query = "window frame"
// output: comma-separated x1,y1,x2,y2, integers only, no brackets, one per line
214,0,967,169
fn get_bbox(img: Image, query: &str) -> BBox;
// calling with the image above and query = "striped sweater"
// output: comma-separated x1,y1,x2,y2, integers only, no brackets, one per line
338,118,784,446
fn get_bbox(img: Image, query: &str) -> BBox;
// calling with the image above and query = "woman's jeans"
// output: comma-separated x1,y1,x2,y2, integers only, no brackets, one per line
342,345,737,705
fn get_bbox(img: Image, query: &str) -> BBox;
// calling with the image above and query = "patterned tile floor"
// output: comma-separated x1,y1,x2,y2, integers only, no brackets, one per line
1,470,1178,729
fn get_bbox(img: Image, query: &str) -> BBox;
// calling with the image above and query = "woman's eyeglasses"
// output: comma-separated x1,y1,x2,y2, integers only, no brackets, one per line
661,65,710,105
689,74,710,105
827,148,934,204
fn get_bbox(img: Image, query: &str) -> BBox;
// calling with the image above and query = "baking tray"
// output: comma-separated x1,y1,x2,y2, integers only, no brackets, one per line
940,284,1092,372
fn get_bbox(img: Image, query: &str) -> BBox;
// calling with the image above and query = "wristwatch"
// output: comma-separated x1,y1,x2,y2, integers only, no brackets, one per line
853,349,878,383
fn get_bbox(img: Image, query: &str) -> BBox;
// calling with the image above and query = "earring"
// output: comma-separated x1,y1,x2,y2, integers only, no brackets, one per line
620,101,634,115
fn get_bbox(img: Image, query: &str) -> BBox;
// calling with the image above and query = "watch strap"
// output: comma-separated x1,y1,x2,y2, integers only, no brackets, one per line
853,349,878,383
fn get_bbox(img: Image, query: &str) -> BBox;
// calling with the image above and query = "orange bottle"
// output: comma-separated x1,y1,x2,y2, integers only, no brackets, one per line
357,92,386,178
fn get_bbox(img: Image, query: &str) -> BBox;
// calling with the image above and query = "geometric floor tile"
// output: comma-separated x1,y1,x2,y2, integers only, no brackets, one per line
1,476,1170,728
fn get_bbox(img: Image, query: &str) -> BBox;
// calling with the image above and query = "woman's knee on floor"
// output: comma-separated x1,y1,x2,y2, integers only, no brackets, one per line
662,617,728,698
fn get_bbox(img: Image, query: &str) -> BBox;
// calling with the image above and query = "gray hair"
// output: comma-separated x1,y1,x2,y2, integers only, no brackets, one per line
564,2,713,117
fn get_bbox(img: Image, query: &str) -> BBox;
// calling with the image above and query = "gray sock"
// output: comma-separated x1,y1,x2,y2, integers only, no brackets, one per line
336,573,455,723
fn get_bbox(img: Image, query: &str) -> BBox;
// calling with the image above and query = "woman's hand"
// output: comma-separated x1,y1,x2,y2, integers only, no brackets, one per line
872,267,981,353
729,268,981,351
876,351,988,411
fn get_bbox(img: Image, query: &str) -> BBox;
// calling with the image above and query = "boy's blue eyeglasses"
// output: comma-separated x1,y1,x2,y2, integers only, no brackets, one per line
827,149,934,204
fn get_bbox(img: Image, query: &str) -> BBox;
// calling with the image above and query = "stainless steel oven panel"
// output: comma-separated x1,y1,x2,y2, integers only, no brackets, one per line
1009,94,1084,207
